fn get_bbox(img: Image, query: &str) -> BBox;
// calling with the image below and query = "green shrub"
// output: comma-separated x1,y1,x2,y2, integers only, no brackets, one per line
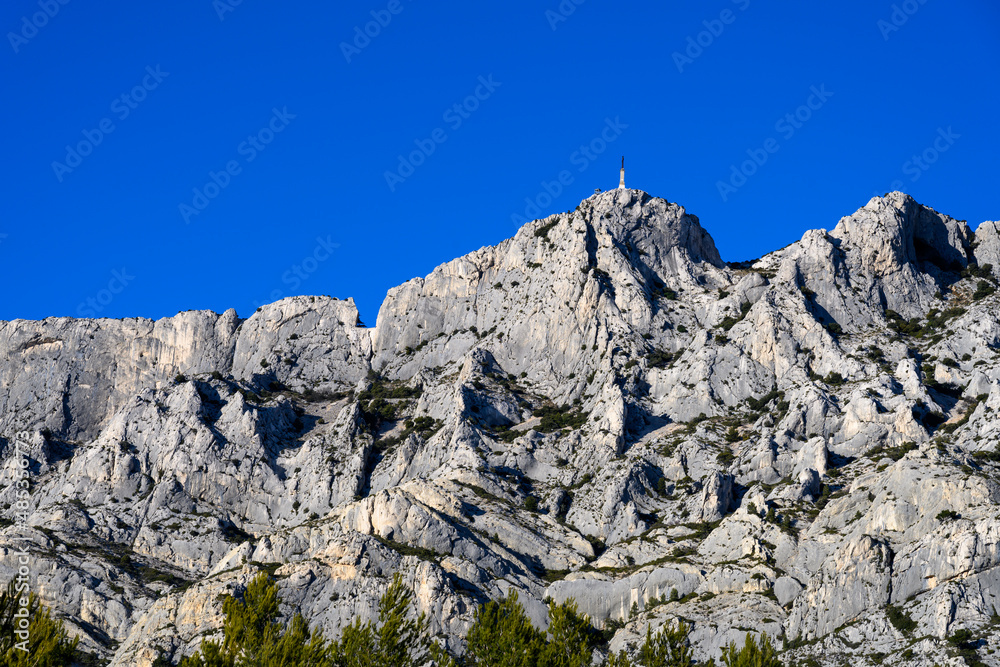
866,346,885,360
973,280,996,301
533,404,588,432
649,281,678,301
645,350,675,368
885,310,922,336
535,221,557,240
868,440,917,462
719,316,739,331
746,388,782,412
719,302,753,332
886,604,917,634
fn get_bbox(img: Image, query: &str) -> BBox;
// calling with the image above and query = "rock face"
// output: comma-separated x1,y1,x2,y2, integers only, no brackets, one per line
976,220,1000,269
2,190,1000,666
0,309,240,440
231,296,372,392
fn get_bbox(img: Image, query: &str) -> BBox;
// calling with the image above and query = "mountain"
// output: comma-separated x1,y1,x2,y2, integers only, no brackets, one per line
2,189,1000,666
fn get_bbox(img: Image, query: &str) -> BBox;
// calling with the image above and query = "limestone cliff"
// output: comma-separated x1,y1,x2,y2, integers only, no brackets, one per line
2,189,999,666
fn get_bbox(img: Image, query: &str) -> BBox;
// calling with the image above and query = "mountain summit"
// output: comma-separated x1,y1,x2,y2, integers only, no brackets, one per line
1,191,1000,665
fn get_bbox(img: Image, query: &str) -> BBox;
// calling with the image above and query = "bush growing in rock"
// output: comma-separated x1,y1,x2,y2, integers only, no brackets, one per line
533,404,588,432
645,350,676,369
973,280,996,301
746,388,782,412
824,372,845,386
885,605,917,634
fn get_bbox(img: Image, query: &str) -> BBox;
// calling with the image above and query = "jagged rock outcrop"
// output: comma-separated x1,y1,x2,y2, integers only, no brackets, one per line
976,220,1000,269
1,190,999,666
232,296,372,392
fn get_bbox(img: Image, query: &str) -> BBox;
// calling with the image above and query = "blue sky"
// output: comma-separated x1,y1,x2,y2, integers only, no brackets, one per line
2,0,998,326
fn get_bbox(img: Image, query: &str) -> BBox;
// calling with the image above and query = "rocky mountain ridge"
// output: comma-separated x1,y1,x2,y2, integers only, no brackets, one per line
2,188,1000,666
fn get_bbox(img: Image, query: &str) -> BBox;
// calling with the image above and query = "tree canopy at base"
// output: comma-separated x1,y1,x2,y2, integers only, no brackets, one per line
179,572,454,667
176,572,784,667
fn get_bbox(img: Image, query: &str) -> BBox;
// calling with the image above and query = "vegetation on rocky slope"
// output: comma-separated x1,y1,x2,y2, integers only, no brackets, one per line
175,573,779,667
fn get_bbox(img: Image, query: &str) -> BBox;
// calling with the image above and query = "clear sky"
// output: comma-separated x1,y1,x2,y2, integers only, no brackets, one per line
2,0,998,325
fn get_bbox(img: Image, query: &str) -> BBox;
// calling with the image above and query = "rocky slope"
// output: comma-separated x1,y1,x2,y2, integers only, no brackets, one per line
2,189,1000,666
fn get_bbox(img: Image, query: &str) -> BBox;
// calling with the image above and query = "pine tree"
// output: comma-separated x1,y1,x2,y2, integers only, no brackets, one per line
636,621,697,667
179,641,235,667
329,617,377,667
718,632,780,667
464,592,543,667
604,650,633,667
177,571,781,667
0,580,80,667
599,619,721,667
258,614,336,666
181,572,454,667
222,573,282,659
181,573,280,666
538,599,593,667
181,573,334,667
368,573,448,667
